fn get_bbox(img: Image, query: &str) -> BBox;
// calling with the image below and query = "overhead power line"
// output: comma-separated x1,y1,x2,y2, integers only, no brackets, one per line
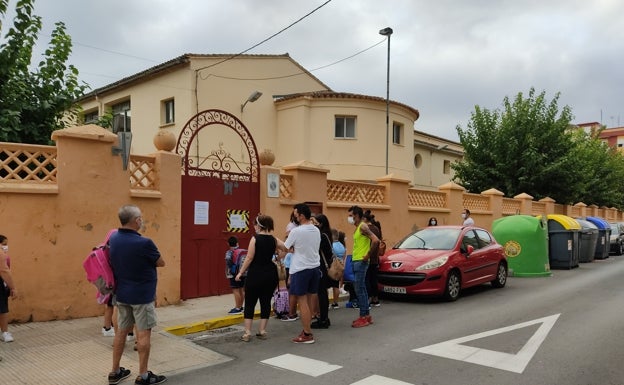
195,0,333,72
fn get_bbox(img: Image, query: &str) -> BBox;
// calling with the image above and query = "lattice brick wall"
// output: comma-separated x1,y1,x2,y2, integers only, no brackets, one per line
0,143,57,183
532,202,546,216
502,198,520,215
408,189,446,208
463,193,489,211
280,174,294,199
327,180,384,204
129,155,157,189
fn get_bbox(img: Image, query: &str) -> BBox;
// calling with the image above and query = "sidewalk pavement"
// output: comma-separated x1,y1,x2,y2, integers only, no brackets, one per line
0,294,246,385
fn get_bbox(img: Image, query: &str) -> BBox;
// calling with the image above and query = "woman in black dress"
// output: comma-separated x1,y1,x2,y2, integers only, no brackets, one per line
236,214,284,341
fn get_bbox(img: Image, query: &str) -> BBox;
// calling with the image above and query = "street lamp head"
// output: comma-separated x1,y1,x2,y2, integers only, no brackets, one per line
379,27,393,36
241,90,263,112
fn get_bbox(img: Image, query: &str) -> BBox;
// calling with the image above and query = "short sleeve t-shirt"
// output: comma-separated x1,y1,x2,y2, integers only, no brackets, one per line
284,223,320,274
332,241,346,261
110,228,161,304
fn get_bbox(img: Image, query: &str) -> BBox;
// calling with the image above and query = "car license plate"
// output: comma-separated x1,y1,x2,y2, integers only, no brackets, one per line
383,286,406,294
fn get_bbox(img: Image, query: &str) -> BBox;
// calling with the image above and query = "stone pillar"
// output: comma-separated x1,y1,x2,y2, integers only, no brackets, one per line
281,160,329,205
376,174,411,240
439,181,465,225
482,188,504,227
574,202,587,218
539,197,556,215
513,193,534,215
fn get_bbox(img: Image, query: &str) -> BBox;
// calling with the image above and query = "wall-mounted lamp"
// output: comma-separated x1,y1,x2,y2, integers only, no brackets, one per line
241,91,263,112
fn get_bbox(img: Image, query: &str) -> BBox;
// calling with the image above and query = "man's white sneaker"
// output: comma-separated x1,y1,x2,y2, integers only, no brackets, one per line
2,331,14,342
102,327,115,337
126,333,135,342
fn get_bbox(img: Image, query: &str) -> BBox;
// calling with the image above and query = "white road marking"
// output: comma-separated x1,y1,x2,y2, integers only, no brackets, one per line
413,313,561,373
260,353,342,377
351,375,414,384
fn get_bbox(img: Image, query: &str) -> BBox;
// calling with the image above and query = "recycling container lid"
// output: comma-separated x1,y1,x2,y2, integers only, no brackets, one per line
575,218,598,230
536,214,581,230
585,216,610,230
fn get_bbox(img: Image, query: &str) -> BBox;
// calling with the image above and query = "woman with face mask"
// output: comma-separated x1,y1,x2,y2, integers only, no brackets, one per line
427,217,438,226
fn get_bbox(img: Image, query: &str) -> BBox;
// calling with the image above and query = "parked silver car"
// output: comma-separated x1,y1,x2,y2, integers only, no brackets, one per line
609,222,624,255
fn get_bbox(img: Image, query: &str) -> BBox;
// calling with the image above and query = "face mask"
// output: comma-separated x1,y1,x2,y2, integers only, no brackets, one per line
1,245,7,252
461,214,467,219
347,216,355,225
431,221,437,225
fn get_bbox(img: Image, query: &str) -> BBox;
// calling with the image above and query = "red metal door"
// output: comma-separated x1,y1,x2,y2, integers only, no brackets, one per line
176,110,259,299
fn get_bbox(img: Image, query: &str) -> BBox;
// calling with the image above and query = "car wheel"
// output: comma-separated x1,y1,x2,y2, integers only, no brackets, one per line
618,242,624,256
444,270,461,302
491,262,507,288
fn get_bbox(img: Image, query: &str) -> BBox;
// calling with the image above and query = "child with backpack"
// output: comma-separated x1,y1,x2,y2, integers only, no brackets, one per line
225,236,246,314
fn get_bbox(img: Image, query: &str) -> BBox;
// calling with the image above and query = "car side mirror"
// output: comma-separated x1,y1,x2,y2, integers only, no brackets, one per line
466,245,474,255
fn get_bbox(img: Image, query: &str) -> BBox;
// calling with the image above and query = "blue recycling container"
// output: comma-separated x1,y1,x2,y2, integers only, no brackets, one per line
585,216,610,260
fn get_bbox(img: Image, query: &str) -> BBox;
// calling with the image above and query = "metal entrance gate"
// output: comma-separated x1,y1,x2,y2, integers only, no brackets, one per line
176,110,259,299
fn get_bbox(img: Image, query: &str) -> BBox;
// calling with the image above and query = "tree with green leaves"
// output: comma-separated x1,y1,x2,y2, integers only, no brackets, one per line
0,0,87,144
453,88,624,208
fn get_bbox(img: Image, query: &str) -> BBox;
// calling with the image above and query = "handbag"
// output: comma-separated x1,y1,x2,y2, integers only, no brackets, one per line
327,257,344,281
321,234,344,281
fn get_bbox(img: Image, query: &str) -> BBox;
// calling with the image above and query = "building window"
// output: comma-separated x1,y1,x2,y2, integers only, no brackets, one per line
110,100,131,133
162,99,175,124
443,160,451,174
335,116,356,138
83,110,98,124
392,122,403,145
414,153,423,168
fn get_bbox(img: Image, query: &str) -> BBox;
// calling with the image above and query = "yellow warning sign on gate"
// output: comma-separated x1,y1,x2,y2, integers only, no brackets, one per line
227,209,249,232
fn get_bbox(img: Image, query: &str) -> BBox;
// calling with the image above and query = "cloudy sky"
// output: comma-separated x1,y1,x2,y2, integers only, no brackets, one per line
3,0,623,141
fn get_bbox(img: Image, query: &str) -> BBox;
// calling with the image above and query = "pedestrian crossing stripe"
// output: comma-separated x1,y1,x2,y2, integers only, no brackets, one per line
260,353,342,377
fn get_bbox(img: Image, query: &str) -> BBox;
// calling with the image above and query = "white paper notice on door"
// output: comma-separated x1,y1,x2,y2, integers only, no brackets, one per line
194,201,209,225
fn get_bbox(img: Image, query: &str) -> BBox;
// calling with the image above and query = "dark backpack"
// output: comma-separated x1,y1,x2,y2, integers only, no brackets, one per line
231,248,248,276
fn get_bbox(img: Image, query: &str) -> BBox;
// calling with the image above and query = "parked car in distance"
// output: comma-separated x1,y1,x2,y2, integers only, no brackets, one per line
378,226,507,301
609,222,624,255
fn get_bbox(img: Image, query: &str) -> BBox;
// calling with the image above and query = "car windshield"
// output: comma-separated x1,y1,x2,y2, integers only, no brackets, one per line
397,228,461,250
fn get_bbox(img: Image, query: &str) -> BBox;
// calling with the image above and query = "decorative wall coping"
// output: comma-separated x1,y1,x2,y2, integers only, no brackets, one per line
282,160,330,173
51,124,117,143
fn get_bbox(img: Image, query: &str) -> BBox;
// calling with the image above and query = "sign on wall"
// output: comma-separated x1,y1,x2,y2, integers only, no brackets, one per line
227,209,249,232
267,173,279,198
194,201,209,225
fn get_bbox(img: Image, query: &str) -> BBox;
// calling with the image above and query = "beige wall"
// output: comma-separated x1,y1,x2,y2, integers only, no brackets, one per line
0,126,181,322
79,55,330,161
75,54,452,189
275,96,418,182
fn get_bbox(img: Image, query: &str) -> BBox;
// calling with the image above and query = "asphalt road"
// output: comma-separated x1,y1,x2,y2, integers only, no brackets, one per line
171,256,624,385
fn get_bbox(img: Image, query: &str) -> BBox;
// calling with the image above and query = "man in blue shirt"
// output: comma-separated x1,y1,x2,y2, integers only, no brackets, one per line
108,205,166,385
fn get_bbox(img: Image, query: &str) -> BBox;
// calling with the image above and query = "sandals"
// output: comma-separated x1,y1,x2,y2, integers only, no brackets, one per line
256,331,268,340
241,330,252,342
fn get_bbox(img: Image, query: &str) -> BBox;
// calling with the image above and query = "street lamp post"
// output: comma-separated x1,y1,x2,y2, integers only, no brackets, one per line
379,27,393,175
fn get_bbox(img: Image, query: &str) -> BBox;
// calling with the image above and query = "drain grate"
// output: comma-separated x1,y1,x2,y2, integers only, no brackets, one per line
187,326,242,342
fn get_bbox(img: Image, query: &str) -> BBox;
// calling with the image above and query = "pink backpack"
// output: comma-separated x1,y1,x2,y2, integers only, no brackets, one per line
83,229,117,304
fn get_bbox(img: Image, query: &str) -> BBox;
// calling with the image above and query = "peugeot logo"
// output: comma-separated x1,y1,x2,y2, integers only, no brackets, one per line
391,261,402,269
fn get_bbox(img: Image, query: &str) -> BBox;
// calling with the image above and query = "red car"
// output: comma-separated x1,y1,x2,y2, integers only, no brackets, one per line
378,225,507,301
